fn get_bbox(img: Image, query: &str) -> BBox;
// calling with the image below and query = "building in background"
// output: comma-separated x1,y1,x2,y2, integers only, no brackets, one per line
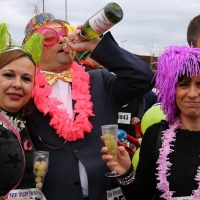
135,54,158,71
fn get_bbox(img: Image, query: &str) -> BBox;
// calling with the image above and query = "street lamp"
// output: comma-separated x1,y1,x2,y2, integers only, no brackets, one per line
42,0,44,12
121,40,127,48
65,0,67,21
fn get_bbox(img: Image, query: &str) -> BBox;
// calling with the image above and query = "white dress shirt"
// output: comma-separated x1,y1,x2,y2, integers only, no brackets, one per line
43,72,89,196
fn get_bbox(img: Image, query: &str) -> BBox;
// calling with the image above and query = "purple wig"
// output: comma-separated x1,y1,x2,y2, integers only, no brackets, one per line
155,45,200,124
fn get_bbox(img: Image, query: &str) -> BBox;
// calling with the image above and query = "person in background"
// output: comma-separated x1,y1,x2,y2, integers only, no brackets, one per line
23,12,154,200
118,97,145,138
0,23,44,200
102,45,200,199
78,51,101,71
143,90,157,112
187,14,200,47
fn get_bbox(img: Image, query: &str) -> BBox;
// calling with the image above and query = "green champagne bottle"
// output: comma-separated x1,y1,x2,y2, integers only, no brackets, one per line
80,2,123,40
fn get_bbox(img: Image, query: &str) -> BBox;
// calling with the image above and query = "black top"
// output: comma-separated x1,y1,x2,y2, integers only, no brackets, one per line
121,122,200,199
0,112,35,196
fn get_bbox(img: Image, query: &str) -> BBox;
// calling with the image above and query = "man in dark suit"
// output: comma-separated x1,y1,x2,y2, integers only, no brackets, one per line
23,12,154,200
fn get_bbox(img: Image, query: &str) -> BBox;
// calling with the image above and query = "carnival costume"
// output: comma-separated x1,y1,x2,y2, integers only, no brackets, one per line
119,46,200,200
0,23,43,199
24,13,154,200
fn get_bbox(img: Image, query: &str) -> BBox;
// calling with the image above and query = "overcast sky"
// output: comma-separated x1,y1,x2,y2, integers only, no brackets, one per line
1,0,200,56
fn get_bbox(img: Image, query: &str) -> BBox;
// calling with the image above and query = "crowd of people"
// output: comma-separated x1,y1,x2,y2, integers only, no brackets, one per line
1,8,200,200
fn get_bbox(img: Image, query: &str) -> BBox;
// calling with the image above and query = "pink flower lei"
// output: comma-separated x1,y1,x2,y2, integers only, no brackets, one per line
156,118,200,199
32,61,94,141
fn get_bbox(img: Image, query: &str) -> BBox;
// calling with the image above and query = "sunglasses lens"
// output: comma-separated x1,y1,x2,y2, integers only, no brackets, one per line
40,29,58,46
56,27,68,37
62,27,68,37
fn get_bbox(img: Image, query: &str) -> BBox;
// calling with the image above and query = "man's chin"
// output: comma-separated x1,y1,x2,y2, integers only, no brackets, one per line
59,58,73,66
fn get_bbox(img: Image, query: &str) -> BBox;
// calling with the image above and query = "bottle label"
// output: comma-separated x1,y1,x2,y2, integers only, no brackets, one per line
89,9,115,34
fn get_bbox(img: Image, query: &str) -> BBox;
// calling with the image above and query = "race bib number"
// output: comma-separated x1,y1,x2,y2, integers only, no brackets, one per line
118,112,131,124
173,196,192,200
107,187,126,200
8,188,46,200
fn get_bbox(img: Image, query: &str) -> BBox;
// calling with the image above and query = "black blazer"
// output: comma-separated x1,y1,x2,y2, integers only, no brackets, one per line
26,32,154,200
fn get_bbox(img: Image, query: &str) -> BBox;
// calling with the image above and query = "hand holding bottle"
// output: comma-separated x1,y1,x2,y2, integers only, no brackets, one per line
64,2,123,53
64,24,101,53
